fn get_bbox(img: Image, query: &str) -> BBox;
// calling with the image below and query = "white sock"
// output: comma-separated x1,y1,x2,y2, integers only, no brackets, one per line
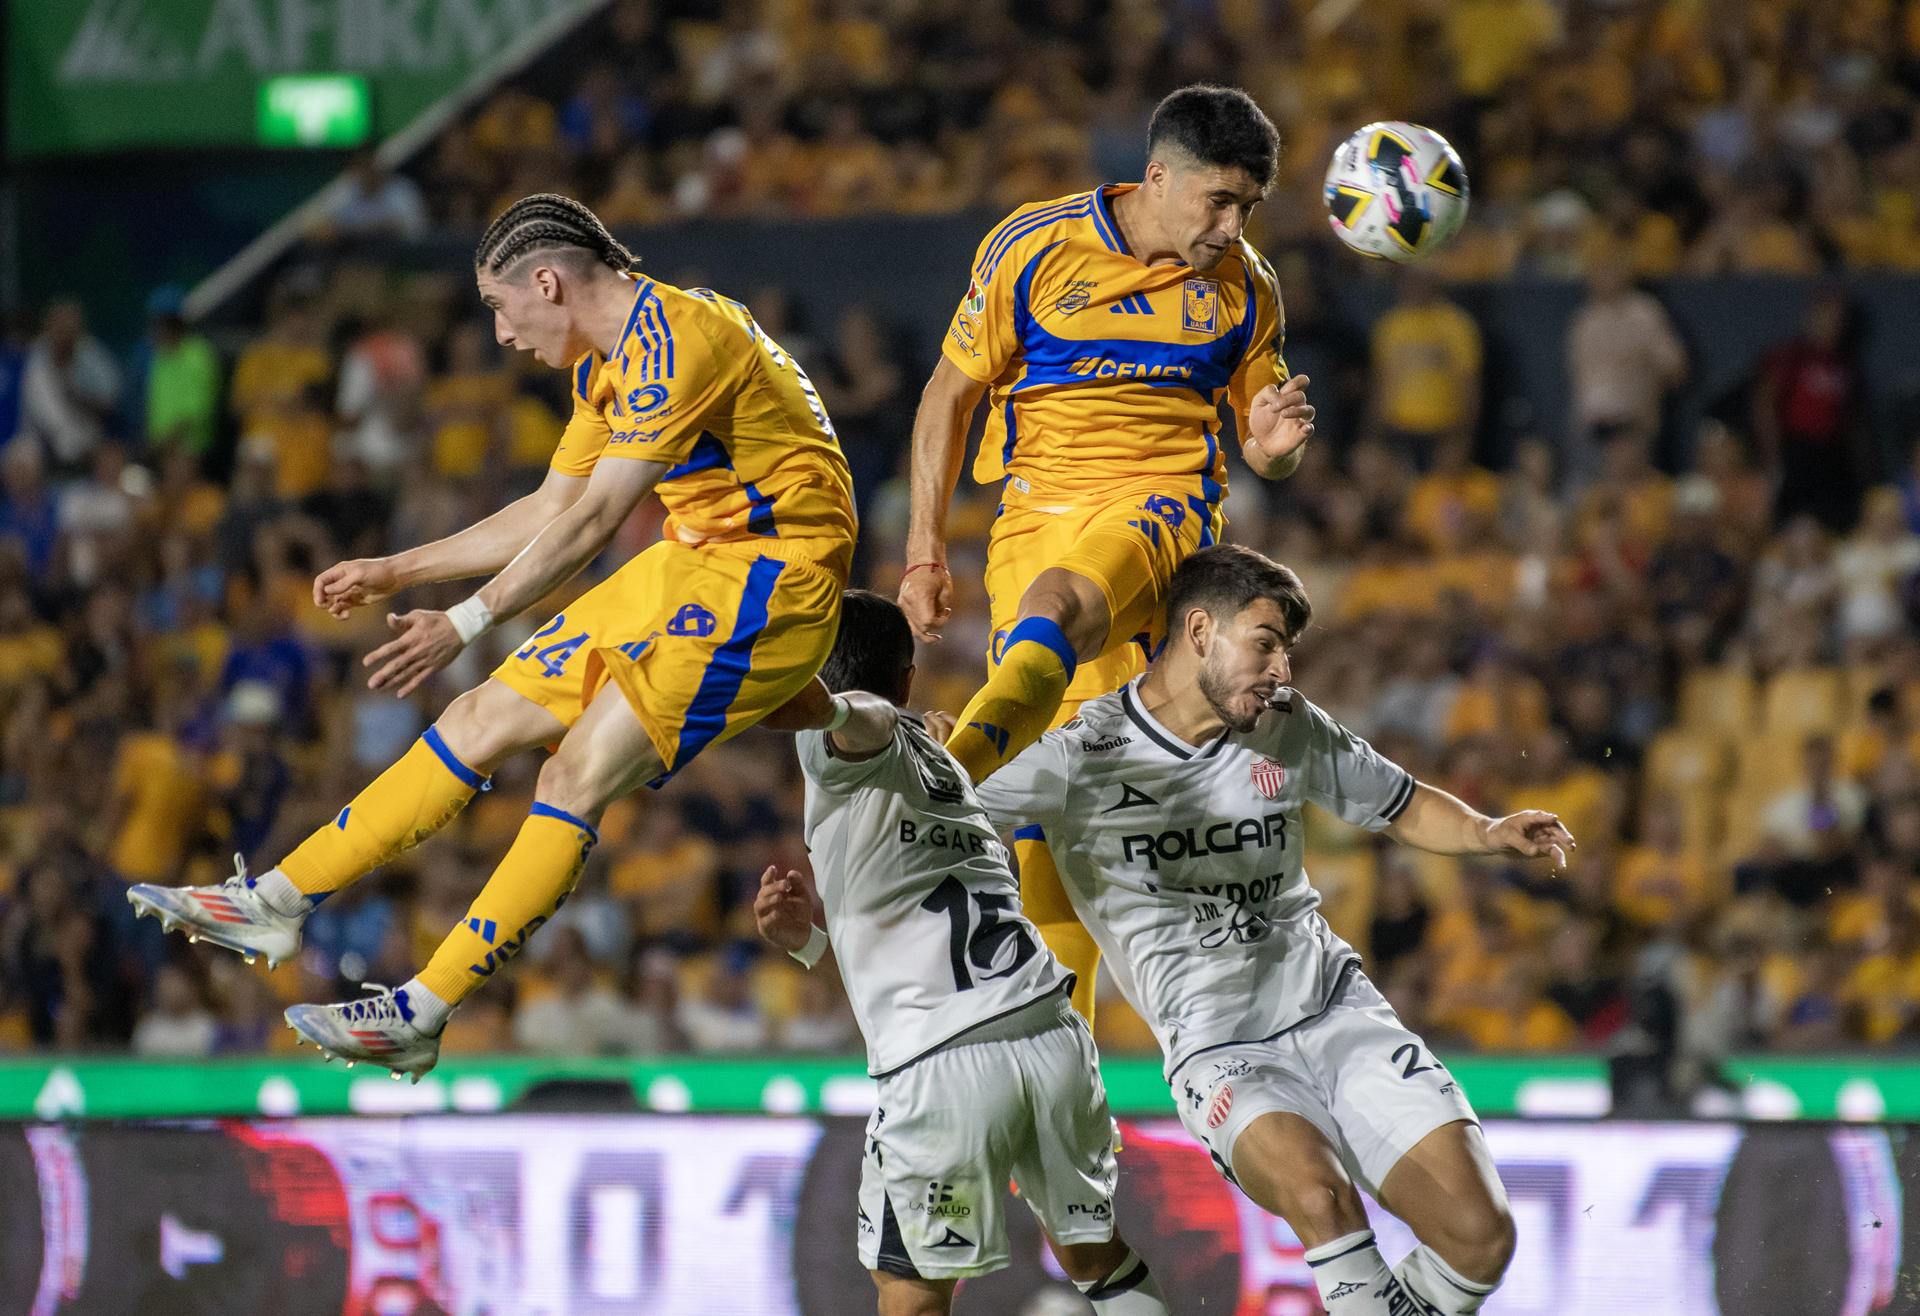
1393,1245,1497,1314
250,868,310,919
1074,1250,1169,1314
1305,1229,1400,1313
396,978,452,1035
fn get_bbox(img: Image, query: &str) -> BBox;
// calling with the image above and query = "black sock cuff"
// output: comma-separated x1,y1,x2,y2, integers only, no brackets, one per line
1079,1250,1150,1300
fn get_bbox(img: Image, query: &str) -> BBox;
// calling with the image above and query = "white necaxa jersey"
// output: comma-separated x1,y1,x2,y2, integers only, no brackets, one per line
798,715,1072,1077
974,679,1416,1082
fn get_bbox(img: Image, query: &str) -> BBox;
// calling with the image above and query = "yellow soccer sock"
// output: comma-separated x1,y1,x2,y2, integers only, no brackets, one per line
414,804,599,1006
1016,834,1102,1024
278,729,488,900
947,617,1078,785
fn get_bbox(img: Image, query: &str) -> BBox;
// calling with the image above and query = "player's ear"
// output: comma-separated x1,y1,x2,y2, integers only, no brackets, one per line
1183,605,1212,656
532,265,562,303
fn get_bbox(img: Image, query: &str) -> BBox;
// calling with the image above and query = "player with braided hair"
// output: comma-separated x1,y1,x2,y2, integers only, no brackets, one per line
131,194,855,1077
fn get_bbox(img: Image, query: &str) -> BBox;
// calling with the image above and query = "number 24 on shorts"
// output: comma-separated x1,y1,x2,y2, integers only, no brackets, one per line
514,614,590,678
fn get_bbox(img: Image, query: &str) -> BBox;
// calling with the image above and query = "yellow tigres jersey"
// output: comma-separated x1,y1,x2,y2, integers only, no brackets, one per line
944,185,1287,501
555,277,856,561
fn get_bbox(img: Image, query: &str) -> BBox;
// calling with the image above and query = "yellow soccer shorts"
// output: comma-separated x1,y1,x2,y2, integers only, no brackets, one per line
492,538,844,785
983,477,1225,1017
982,477,1226,699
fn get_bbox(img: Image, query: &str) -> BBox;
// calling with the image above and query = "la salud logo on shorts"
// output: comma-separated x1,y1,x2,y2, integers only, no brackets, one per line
1207,1083,1234,1129
1250,757,1286,800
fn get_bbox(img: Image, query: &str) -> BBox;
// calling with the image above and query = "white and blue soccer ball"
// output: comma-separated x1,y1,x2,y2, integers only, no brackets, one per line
1323,121,1470,262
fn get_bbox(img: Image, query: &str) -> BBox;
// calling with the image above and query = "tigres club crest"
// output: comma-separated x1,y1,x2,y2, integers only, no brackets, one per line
1182,279,1219,333
1250,757,1286,800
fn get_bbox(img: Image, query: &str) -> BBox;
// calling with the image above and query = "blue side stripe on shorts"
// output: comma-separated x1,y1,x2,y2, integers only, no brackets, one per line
664,555,788,776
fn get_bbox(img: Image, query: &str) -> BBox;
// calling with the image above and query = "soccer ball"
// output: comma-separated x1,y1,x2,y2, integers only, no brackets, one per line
1323,121,1470,262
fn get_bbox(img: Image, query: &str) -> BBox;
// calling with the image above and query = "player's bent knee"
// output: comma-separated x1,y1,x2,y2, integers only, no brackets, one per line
532,748,616,821
1016,569,1108,656
434,683,551,772
1422,1191,1515,1283
871,1271,953,1316
1455,1196,1517,1280
1049,1234,1130,1284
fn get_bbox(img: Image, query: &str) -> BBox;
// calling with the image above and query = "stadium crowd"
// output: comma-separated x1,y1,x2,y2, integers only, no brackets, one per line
0,0,1917,1113
404,0,1920,277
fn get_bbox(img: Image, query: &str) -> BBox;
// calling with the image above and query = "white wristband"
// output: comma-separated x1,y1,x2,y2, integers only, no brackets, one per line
446,596,494,646
824,693,854,732
788,924,830,969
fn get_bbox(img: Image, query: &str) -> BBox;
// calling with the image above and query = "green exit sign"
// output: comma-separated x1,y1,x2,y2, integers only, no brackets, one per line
257,75,371,147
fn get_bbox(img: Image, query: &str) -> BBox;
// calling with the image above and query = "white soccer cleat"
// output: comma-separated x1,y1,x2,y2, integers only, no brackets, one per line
127,855,304,969
284,984,440,1082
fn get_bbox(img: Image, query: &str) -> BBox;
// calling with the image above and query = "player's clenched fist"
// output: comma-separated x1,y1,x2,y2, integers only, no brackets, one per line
897,562,953,643
753,865,820,954
314,557,401,619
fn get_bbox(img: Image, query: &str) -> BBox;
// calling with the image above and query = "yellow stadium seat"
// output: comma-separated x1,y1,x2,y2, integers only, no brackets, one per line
1679,666,1757,735
1643,728,1732,854
1760,668,1847,741
1720,731,1806,864
752,959,807,1025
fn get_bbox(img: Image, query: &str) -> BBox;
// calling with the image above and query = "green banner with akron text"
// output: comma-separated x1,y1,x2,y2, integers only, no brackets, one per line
0,1053,1911,1121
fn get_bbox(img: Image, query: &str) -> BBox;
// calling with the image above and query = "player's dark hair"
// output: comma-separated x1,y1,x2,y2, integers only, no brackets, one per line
1166,545,1312,643
475,193,636,278
1147,85,1280,191
819,590,915,703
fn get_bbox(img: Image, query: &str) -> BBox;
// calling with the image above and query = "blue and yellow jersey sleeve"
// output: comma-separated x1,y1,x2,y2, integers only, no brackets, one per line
555,278,855,571
942,186,1287,503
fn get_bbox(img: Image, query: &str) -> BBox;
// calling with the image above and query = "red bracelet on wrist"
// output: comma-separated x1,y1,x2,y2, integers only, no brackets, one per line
903,562,950,577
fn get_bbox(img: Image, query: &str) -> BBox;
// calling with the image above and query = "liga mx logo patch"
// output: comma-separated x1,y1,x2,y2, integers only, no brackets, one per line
1251,757,1286,800
963,278,987,316
1182,279,1219,333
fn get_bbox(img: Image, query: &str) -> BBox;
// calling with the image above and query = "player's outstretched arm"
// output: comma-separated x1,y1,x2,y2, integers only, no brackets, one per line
1386,781,1576,869
754,865,826,958
900,357,987,642
1241,373,1315,480
767,678,902,758
315,466,590,618
362,456,666,696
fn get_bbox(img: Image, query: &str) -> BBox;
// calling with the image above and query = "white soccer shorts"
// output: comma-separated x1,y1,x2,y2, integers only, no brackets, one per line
858,991,1119,1280
1172,964,1479,1198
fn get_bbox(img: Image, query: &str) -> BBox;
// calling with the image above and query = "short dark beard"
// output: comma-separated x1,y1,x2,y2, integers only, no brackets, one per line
1197,656,1262,734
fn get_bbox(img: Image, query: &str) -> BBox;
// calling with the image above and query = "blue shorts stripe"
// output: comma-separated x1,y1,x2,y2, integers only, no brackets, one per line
421,727,487,790
1006,615,1078,682
528,800,600,844
742,480,778,535
1013,825,1046,842
665,556,788,776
